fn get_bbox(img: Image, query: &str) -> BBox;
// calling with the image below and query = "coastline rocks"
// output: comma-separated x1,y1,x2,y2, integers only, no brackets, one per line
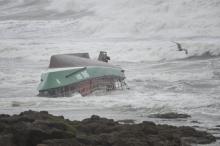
0,134,15,146
149,112,191,119
0,111,76,146
0,110,216,146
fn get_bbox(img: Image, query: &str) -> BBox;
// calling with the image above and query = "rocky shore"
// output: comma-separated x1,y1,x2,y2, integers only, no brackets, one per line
148,112,191,119
0,110,216,146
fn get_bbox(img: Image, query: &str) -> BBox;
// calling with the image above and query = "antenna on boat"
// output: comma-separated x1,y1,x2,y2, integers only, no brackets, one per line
98,51,111,63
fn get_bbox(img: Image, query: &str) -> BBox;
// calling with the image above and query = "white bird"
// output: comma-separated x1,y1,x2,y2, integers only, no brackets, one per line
172,41,188,54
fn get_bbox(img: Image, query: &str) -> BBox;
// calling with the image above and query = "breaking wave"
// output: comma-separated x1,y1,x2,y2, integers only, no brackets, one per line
0,0,220,39
184,51,220,60
0,1,220,138
1,39,219,62
0,0,219,62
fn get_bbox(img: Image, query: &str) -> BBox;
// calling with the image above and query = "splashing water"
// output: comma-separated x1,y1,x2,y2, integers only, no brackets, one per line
0,0,220,145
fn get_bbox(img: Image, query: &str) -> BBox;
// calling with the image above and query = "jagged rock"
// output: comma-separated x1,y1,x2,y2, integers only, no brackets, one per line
0,111,216,146
149,112,191,119
0,110,76,146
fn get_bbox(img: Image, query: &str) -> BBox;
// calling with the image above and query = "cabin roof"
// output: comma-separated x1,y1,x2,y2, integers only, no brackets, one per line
49,53,117,68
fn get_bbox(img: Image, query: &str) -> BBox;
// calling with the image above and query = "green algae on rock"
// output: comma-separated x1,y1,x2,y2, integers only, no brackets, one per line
0,110,216,146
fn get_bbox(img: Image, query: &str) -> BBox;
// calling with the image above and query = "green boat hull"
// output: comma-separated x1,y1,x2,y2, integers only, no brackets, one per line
38,66,125,96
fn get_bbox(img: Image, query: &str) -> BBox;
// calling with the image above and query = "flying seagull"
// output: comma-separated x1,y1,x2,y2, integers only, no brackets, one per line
172,41,188,54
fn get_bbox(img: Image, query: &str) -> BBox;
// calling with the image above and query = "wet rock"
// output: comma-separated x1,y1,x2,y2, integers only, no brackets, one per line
36,144,48,146
192,125,200,128
177,126,216,144
181,137,198,146
0,134,15,146
0,111,216,146
191,120,201,124
0,114,10,119
41,139,82,146
0,110,76,146
208,127,220,131
149,112,191,119
11,101,21,107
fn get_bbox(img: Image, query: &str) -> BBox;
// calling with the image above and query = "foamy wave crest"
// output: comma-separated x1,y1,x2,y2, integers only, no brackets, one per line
0,0,220,39
0,40,219,62
0,0,219,62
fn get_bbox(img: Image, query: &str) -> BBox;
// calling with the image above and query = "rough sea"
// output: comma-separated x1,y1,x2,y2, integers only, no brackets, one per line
0,0,220,145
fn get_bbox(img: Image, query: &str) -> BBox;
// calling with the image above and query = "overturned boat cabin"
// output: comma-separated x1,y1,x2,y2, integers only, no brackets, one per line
38,53,126,97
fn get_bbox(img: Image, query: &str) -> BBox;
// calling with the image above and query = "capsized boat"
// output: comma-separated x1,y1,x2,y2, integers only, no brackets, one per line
37,52,126,97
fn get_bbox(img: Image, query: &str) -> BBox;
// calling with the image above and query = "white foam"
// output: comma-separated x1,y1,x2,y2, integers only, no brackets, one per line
0,0,220,38
0,0,220,132
0,0,219,62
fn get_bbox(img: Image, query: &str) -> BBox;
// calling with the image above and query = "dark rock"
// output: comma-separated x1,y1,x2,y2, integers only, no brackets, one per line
0,111,216,146
0,110,76,146
0,114,10,119
41,139,83,146
79,115,117,135
208,127,220,131
149,112,191,119
191,120,201,124
181,137,198,146
11,102,21,107
36,144,48,146
0,134,15,146
192,125,200,128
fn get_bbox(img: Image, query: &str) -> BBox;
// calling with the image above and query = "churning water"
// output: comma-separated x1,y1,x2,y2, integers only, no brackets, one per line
0,0,220,145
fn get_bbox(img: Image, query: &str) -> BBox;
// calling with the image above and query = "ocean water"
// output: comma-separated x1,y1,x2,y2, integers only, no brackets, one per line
0,0,220,145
